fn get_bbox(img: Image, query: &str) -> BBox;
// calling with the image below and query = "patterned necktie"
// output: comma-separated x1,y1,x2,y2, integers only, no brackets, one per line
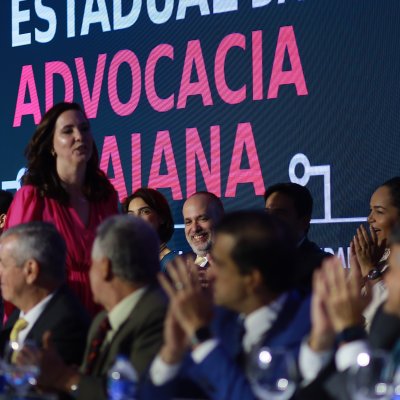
84,316,111,374
9,318,28,364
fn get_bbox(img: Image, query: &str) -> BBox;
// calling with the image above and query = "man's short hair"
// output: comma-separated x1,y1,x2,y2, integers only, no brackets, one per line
215,210,296,294
263,182,313,219
186,191,225,221
92,215,160,284
1,221,66,282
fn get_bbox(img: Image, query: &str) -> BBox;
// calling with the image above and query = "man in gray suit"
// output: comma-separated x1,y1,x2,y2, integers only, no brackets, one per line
28,215,167,400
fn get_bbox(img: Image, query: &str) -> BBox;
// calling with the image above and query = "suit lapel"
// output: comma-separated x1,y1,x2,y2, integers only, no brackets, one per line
92,287,157,375
25,288,63,343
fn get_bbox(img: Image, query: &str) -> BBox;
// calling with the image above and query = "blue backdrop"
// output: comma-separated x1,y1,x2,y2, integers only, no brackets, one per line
1,0,400,265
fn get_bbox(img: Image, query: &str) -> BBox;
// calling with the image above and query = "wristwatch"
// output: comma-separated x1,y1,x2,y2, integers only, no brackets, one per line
367,268,382,281
335,325,366,345
190,326,213,347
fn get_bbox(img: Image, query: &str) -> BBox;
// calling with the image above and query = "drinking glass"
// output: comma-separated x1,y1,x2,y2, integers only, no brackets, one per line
248,347,297,400
2,340,40,398
347,350,393,400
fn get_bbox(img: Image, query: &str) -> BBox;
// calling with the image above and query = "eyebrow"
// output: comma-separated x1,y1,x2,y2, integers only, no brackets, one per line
129,206,151,213
371,205,387,210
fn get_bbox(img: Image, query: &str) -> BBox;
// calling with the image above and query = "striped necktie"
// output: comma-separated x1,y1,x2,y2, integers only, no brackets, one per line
84,316,111,374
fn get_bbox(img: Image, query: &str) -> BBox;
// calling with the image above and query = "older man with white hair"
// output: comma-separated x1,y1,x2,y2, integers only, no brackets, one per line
26,215,167,400
0,221,89,365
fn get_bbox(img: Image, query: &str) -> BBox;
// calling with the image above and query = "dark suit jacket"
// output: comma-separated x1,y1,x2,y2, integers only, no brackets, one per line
77,285,167,400
0,284,90,365
294,238,331,293
296,306,400,400
143,290,311,400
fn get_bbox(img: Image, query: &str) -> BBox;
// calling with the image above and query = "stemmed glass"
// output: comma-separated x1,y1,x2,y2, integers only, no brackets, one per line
347,350,393,400
248,347,298,400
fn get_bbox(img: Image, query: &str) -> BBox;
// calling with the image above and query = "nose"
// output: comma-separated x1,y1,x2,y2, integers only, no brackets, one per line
367,211,374,224
192,220,201,232
73,128,84,142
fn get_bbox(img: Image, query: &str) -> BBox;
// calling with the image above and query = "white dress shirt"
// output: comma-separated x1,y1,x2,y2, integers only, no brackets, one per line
17,292,55,346
104,286,147,347
299,339,370,384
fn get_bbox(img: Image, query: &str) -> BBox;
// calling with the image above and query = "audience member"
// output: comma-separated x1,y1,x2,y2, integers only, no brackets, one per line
0,190,13,232
123,187,177,271
146,211,311,400
0,222,90,365
264,182,330,292
5,102,118,316
369,224,400,350
351,177,400,329
182,191,224,287
24,215,167,400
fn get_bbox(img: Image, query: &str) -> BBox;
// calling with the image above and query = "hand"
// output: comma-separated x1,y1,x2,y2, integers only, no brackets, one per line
20,331,79,392
184,254,213,291
353,225,385,276
159,257,213,338
159,308,189,365
308,269,335,352
320,257,370,333
348,241,365,288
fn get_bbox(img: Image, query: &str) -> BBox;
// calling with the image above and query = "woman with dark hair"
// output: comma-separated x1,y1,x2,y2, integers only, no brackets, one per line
123,188,177,271
5,102,118,316
352,177,400,329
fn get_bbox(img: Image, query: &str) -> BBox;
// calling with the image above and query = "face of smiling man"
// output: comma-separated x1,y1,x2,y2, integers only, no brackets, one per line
183,193,223,257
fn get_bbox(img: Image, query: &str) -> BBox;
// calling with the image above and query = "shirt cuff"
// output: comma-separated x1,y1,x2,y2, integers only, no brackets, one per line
191,339,219,363
149,354,182,386
299,337,333,383
335,340,369,371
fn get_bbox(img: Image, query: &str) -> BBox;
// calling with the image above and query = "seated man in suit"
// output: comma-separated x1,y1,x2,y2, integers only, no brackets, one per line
0,221,89,365
182,191,224,287
264,182,330,292
146,210,311,400
25,215,167,400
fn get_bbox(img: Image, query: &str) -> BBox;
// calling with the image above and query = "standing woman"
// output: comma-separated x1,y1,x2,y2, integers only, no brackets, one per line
5,102,118,316
123,188,177,271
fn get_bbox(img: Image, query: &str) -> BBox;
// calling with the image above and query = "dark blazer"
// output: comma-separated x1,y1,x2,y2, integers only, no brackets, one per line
369,305,400,351
143,290,311,400
294,238,331,293
0,284,90,365
296,306,400,400
77,285,167,400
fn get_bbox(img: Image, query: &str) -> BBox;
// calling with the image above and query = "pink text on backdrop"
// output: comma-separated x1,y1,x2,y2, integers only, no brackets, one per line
13,26,308,127
100,122,265,202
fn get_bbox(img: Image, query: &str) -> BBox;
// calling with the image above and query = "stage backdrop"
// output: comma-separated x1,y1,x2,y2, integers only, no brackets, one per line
1,0,400,265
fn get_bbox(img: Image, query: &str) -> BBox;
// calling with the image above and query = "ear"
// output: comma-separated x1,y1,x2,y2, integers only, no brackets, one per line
298,215,311,234
101,258,113,281
245,268,264,292
0,213,6,229
23,259,40,285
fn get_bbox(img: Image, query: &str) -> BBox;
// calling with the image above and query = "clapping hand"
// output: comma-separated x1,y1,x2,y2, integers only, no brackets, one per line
352,224,386,277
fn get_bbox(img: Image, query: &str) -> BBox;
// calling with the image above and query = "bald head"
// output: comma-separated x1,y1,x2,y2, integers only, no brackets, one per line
183,192,224,256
